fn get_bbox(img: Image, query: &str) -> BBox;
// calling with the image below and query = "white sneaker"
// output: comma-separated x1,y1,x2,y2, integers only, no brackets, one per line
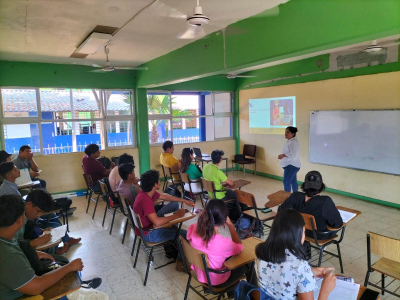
67,288,109,300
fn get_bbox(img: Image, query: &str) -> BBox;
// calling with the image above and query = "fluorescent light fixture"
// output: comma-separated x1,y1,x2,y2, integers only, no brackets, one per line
75,32,113,54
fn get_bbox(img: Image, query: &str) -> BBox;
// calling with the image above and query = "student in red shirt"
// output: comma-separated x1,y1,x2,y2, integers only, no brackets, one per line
82,144,115,192
133,169,195,271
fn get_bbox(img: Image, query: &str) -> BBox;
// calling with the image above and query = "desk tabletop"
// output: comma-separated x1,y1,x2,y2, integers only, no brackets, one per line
153,212,196,229
264,190,292,208
225,179,251,190
18,180,41,189
36,238,62,251
224,237,263,270
327,206,362,230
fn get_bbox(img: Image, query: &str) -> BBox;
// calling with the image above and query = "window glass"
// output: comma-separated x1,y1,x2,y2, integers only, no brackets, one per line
75,121,103,152
149,119,171,144
72,89,101,119
42,122,73,154
3,123,40,154
40,88,72,120
104,90,132,116
215,117,232,139
147,93,170,115
1,89,38,118
106,120,133,147
172,95,198,117
172,116,214,144
214,92,232,113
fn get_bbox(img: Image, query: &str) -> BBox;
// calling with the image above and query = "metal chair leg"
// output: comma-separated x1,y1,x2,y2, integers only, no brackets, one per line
131,235,138,257
243,164,245,178
122,218,128,244
318,246,325,267
144,248,154,286
92,194,100,219
102,203,107,226
337,243,344,273
184,276,191,300
109,209,116,235
382,274,385,295
86,191,92,213
133,239,141,268
364,271,371,287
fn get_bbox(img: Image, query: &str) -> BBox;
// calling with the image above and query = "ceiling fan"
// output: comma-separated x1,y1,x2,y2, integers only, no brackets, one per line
90,46,148,73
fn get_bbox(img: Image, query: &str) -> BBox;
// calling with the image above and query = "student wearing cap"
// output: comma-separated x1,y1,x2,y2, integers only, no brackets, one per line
202,150,242,222
278,171,343,239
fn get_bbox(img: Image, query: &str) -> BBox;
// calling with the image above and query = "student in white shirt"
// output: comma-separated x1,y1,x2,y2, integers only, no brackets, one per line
255,209,336,300
278,126,301,192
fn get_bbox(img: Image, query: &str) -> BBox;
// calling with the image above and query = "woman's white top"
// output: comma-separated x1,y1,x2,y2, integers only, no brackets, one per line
280,137,301,168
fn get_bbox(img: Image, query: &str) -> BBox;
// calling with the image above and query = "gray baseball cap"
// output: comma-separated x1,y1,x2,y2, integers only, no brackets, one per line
304,171,323,189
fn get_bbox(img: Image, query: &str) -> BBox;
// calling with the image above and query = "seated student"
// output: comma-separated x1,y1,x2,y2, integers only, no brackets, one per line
133,170,195,270
202,149,242,222
187,200,257,295
0,150,12,182
180,148,202,193
109,153,135,192
160,140,181,181
0,162,22,196
12,145,46,189
0,194,85,300
255,209,336,300
116,163,141,206
82,144,115,192
278,171,343,240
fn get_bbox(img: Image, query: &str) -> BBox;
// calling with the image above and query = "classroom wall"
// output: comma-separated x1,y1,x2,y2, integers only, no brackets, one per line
149,140,235,176
32,148,139,194
239,71,400,204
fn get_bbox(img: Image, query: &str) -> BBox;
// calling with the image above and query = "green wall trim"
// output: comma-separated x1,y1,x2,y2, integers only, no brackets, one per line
135,88,150,174
51,189,86,195
155,76,236,91
241,168,400,209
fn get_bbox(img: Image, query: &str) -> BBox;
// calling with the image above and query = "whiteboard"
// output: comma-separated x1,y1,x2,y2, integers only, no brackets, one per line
309,110,400,175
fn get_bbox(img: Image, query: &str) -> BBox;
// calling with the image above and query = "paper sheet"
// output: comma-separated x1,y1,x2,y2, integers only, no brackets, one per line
338,209,357,223
36,225,67,250
314,277,359,300
164,211,193,221
15,168,33,187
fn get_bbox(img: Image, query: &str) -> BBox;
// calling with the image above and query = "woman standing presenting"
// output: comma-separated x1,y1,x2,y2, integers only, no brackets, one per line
278,126,300,192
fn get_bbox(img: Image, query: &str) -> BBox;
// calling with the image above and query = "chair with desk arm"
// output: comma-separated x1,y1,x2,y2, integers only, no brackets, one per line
177,236,246,300
82,174,102,219
364,232,400,297
180,172,205,209
300,213,346,273
98,181,121,235
161,165,182,194
232,144,257,178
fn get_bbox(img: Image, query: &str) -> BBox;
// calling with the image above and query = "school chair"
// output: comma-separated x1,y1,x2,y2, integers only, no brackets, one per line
99,181,120,235
177,236,246,300
82,173,102,219
232,144,257,178
120,195,135,245
180,172,205,208
300,213,346,273
235,190,276,238
132,209,178,286
364,232,400,297
161,165,181,193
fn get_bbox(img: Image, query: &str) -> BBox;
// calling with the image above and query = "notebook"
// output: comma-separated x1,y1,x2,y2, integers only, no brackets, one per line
15,168,34,187
36,225,67,250
338,209,357,223
164,211,193,222
314,276,359,300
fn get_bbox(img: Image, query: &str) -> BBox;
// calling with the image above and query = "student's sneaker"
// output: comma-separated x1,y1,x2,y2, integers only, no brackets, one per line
67,288,108,300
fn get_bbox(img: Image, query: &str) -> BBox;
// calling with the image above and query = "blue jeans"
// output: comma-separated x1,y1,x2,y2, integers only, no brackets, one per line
37,213,70,243
283,165,300,192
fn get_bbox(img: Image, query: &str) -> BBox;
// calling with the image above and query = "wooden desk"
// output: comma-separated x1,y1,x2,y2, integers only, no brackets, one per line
36,238,62,251
358,285,380,300
327,206,362,230
225,179,251,190
264,190,292,208
153,212,196,229
19,272,81,300
195,157,228,176
224,237,263,270
18,180,41,190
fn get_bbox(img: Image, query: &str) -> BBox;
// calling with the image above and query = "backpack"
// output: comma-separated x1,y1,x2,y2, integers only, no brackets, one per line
97,156,112,169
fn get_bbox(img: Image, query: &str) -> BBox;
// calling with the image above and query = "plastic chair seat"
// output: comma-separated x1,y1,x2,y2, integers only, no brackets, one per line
372,257,400,280
305,235,338,246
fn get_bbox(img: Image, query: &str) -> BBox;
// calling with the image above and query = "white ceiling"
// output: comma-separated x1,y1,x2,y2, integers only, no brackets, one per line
0,0,289,68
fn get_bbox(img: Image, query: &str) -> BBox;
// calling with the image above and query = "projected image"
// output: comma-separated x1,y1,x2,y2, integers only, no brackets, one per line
249,96,295,134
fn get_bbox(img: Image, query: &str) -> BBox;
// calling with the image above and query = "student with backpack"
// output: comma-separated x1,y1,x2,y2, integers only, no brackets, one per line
255,209,336,300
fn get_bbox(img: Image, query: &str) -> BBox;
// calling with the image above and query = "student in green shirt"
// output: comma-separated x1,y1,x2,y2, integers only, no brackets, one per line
180,148,202,193
0,194,84,300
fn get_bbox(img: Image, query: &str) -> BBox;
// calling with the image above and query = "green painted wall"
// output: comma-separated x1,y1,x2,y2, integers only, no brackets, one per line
135,88,150,174
0,60,136,89
136,0,400,88
155,76,235,91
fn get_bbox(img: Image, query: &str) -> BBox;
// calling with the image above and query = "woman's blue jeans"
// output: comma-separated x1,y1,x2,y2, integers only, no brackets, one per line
282,165,300,192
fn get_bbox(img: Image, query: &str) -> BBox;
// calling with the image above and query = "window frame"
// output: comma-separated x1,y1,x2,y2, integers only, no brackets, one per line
0,87,136,156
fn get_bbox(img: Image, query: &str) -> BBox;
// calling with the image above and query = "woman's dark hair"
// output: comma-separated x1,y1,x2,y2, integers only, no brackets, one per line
118,153,134,165
286,126,298,137
301,182,326,197
256,209,306,264
84,143,99,156
0,162,15,178
196,200,228,246
162,140,173,151
180,148,193,173
118,163,135,181
26,189,55,212
0,194,25,228
140,169,160,192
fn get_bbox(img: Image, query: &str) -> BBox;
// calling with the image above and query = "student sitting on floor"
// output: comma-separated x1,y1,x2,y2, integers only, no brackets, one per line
0,194,85,300
109,153,136,192
255,209,336,300
116,163,141,207
187,200,257,296
160,140,181,181
82,144,115,193
180,148,202,194
133,169,195,271
278,171,343,240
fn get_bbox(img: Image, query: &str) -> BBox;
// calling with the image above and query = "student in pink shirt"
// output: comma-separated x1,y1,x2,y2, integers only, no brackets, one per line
187,200,256,294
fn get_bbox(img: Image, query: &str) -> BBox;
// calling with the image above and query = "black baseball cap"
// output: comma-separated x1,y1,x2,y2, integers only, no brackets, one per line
211,149,225,163
0,150,11,163
304,171,323,189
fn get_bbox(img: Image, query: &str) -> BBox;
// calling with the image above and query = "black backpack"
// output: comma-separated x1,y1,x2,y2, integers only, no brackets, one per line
97,156,112,169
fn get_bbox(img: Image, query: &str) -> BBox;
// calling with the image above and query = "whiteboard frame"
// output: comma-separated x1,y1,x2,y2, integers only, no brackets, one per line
309,109,400,176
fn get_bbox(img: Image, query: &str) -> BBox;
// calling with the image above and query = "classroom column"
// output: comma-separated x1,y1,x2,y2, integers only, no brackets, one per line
135,88,150,174
234,90,240,170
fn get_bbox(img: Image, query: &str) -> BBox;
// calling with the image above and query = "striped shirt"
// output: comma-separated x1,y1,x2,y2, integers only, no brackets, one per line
0,180,21,196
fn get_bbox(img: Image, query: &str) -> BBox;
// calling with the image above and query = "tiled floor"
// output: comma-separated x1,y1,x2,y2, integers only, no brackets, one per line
64,173,400,299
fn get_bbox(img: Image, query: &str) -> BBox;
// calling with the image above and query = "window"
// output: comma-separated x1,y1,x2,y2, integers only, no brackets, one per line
0,88,135,155
147,91,232,145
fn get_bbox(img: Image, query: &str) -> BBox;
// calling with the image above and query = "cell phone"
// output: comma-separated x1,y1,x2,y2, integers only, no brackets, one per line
359,288,379,300
261,208,272,213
